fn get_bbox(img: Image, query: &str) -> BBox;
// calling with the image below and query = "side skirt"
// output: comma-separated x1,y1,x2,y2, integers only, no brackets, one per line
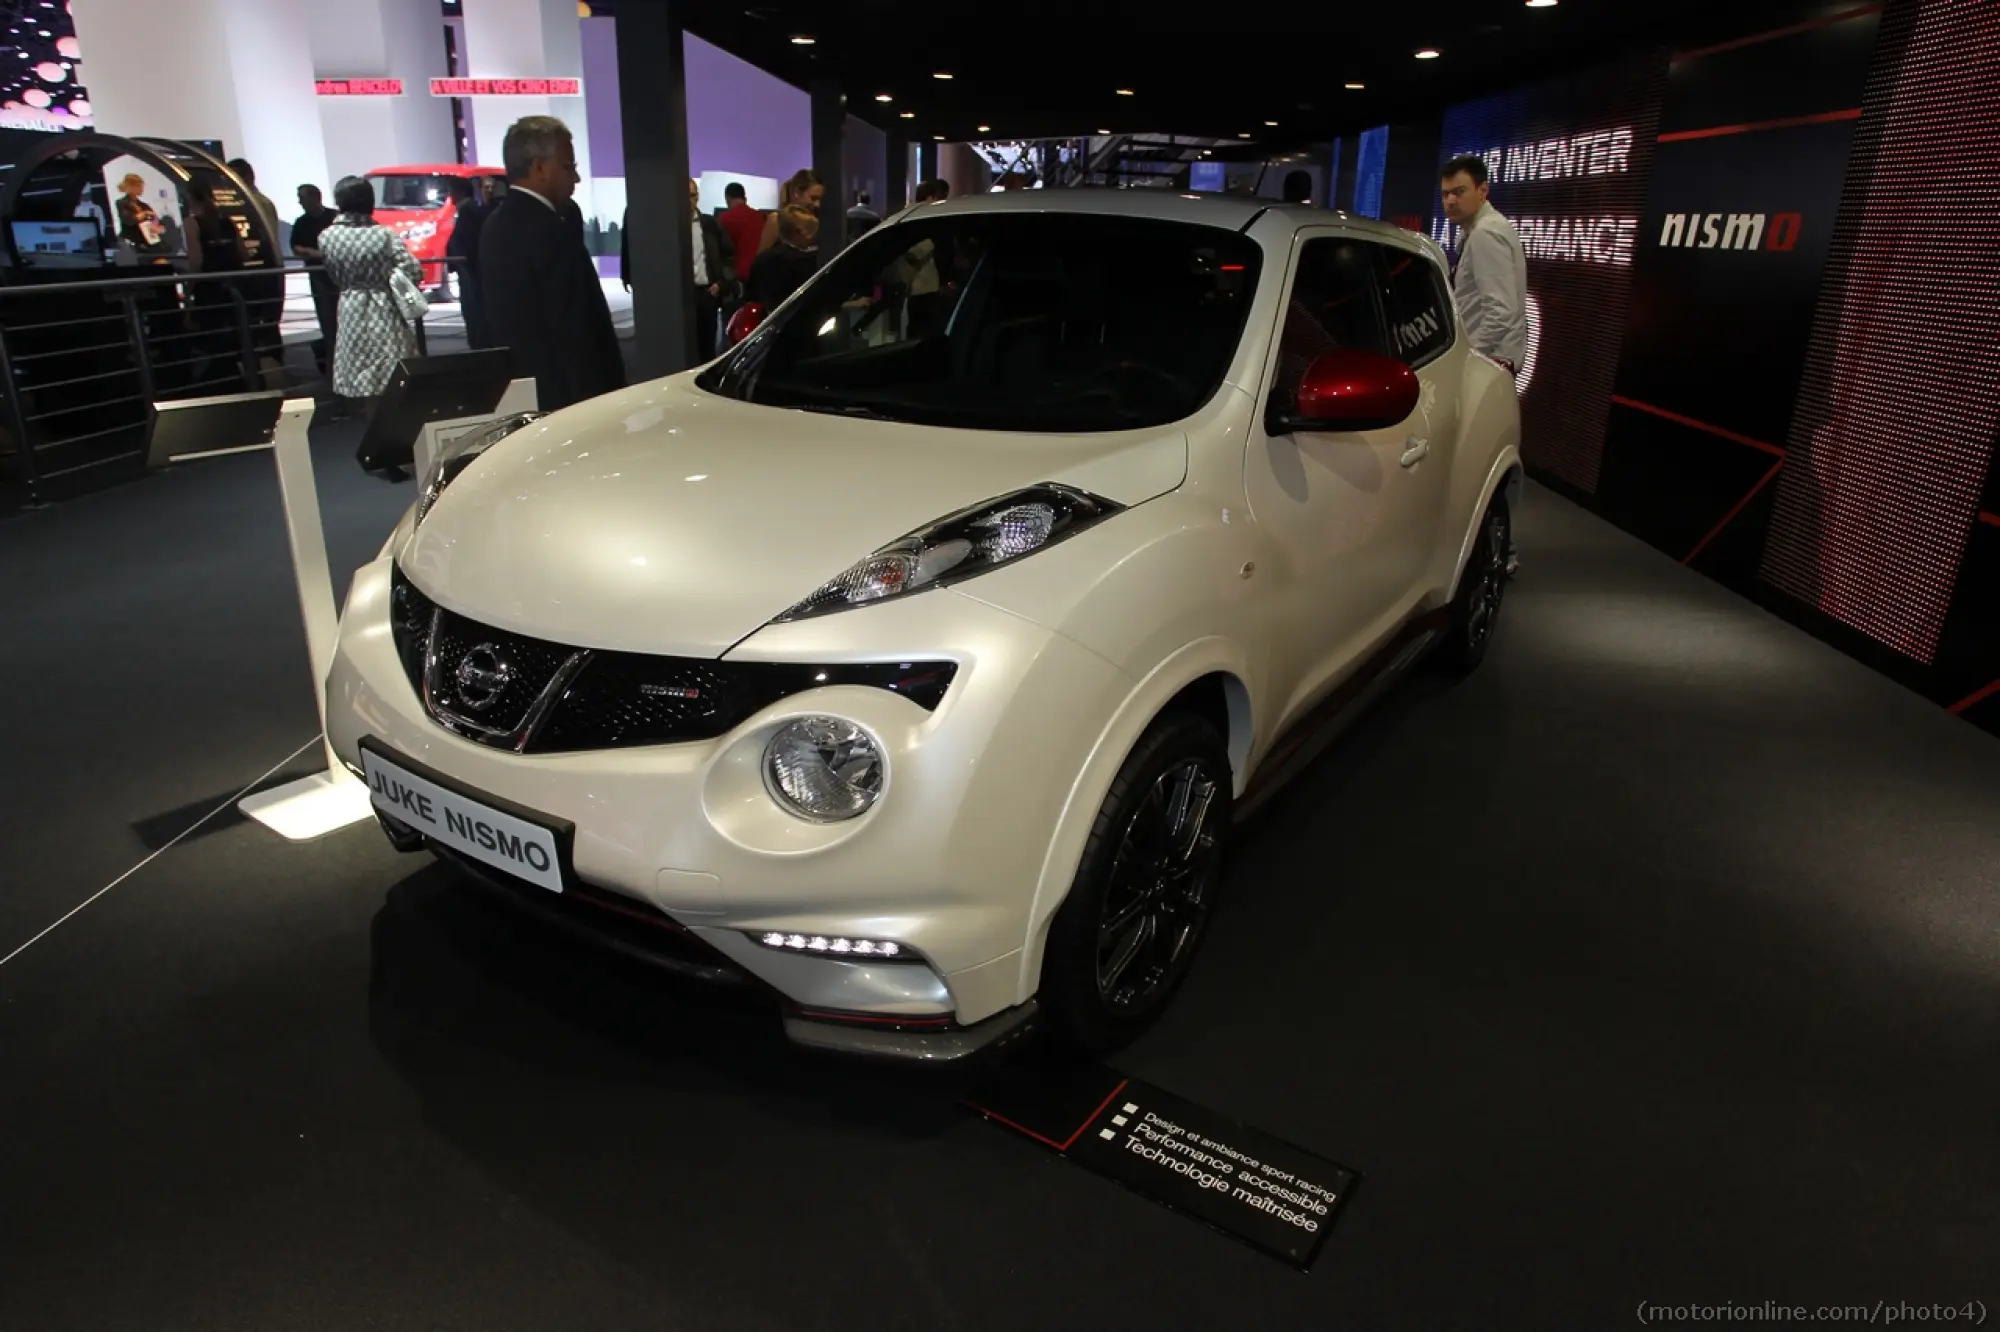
1232,606,1451,824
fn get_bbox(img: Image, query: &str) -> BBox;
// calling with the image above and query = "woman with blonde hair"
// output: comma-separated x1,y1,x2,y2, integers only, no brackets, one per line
757,168,823,255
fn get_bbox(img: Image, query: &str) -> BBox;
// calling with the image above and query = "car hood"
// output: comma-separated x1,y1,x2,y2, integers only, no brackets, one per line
397,376,1188,657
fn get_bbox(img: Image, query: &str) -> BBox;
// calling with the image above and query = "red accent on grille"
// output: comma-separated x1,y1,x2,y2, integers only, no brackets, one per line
1757,0,2000,665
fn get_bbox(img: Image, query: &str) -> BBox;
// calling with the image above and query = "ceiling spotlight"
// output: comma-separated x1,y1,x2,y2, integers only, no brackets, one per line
789,34,814,44
933,134,945,141
1097,128,1112,135
1237,132,1252,139
1264,120,1278,126
1115,88,1134,96
933,71,952,79
900,110,915,119
875,93,892,102
977,124,990,132
1526,0,1557,6
1415,48,1441,59
1345,81,1365,89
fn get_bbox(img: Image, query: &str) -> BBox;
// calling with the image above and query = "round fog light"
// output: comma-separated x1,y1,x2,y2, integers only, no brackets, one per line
763,716,883,822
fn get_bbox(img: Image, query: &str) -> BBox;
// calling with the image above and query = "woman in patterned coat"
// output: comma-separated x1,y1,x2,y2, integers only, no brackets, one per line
320,175,423,407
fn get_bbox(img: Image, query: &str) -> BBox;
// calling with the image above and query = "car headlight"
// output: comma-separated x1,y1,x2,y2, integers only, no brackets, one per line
764,716,884,822
777,484,1119,621
414,411,541,527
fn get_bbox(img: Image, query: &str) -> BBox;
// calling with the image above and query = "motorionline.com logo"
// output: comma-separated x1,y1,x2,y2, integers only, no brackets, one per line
1637,1299,1987,1324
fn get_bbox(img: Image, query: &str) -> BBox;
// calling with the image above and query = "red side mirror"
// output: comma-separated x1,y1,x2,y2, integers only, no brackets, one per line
724,301,767,349
1289,348,1421,432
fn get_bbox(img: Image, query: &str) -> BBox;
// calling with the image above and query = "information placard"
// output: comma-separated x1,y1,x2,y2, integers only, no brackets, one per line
967,1063,1359,1270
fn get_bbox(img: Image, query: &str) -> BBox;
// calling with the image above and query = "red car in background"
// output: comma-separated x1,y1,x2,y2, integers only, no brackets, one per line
367,163,506,293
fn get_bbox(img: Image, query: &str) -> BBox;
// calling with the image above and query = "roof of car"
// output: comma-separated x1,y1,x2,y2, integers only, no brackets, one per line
909,188,1418,242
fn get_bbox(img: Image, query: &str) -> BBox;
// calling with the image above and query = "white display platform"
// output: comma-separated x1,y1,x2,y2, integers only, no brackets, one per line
238,379,541,842
238,399,376,840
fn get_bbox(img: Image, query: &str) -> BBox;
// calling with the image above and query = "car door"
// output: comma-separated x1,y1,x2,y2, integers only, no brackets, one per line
1368,237,1459,611
1243,229,1432,737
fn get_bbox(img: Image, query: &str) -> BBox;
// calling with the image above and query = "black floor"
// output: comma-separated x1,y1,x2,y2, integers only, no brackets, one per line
2,451,1996,1331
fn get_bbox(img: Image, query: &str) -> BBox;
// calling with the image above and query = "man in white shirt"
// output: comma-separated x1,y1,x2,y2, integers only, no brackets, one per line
1441,153,1526,574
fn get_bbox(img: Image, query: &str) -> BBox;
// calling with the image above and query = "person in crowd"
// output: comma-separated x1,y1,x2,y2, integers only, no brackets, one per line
717,181,764,280
228,159,280,239
319,175,424,441
746,204,819,310
845,189,881,240
478,115,625,412
900,179,953,336
1439,152,1525,574
444,176,492,348
290,184,341,376
1282,169,1313,205
758,168,824,255
114,172,165,253
179,180,248,366
688,178,737,362
225,158,286,362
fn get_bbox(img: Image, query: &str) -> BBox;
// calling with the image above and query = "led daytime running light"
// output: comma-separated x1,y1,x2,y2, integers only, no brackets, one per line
755,932,910,960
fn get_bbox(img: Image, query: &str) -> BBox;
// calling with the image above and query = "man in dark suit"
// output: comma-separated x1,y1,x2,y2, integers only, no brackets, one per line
477,116,625,412
445,177,492,348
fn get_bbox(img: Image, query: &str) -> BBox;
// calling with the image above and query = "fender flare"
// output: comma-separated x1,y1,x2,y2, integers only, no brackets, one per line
1011,635,1256,1004
1447,448,1524,599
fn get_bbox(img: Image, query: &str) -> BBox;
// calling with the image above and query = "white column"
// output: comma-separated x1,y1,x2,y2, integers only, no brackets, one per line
72,0,330,206
460,0,592,218
308,0,455,184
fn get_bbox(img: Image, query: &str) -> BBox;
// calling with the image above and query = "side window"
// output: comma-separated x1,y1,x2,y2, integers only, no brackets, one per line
1374,243,1454,368
1269,236,1391,415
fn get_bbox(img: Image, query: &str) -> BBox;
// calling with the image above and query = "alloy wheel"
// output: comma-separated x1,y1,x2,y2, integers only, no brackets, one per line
1465,512,1509,650
1095,758,1226,1014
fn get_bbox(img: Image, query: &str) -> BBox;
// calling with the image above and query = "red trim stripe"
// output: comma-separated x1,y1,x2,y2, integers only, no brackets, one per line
1060,1079,1133,1152
1979,511,2000,529
965,1078,1132,1154
1658,107,1863,143
1947,679,2000,717
1610,396,1786,458
1684,459,1786,565
1673,4,1884,62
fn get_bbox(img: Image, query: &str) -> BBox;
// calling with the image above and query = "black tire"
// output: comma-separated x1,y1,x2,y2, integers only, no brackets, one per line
1039,712,1233,1054
1441,496,1511,675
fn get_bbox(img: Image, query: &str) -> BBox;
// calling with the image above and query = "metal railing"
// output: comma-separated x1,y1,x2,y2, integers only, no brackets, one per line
0,264,427,507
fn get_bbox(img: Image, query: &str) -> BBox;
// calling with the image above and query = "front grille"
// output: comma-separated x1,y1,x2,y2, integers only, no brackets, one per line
389,564,955,754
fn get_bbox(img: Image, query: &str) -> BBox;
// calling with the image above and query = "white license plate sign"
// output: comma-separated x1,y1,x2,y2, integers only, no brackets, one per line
361,748,564,894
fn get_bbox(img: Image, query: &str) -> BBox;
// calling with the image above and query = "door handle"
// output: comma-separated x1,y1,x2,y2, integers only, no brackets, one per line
1400,436,1430,468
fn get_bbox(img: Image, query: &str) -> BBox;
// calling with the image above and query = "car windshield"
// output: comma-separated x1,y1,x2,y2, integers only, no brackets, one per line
369,174,452,210
698,211,1263,433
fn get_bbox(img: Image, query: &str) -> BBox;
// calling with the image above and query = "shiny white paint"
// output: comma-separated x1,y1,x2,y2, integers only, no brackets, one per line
327,193,1521,1031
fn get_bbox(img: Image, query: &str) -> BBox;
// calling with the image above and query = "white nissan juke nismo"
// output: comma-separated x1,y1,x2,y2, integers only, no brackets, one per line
326,189,1522,1061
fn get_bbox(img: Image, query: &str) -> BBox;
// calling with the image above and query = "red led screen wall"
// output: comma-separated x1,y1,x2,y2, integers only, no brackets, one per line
1429,58,1667,495
1757,0,2000,664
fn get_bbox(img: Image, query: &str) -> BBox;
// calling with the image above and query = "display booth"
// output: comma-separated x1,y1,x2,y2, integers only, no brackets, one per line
0,134,285,500
0,132,278,278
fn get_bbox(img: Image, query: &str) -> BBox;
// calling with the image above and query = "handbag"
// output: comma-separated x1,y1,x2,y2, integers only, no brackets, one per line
389,262,430,324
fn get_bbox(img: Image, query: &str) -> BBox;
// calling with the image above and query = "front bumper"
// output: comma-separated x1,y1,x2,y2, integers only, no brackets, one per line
327,556,1134,1051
